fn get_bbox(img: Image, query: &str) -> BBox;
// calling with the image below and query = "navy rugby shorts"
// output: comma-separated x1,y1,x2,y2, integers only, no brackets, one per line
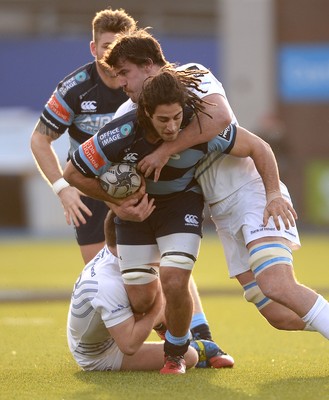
74,197,108,245
115,191,204,245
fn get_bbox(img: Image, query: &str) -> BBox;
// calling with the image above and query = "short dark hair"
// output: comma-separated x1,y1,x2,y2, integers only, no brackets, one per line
102,28,168,69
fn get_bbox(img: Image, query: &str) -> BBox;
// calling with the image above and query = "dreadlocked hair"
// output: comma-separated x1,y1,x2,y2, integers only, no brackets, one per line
137,66,214,132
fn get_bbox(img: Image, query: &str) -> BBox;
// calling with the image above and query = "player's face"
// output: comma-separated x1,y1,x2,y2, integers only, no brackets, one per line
91,32,122,87
147,103,183,142
91,32,117,60
113,60,152,103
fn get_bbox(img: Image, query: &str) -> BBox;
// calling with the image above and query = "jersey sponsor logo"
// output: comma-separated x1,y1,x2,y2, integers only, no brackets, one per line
58,70,88,96
99,122,133,146
120,123,132,136
184,214,199,227
111,303,130,314
47,94,71,122
123,153,138,163
75,114,115,135
75,71,88,82
81,101,97,112
81,139,106,171
219,125,232,141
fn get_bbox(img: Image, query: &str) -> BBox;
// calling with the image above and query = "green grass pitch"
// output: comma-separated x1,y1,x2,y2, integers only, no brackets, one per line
0,234,329,400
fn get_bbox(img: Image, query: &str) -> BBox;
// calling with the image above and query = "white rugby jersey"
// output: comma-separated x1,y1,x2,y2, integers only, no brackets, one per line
67,247,133,357
195,154,260,205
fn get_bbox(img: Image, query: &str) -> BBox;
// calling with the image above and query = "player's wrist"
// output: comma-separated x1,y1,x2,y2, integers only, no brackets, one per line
52,177,70,195
266,190,282,206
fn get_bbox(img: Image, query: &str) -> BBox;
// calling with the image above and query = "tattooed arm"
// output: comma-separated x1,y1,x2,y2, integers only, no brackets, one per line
30,119,92,226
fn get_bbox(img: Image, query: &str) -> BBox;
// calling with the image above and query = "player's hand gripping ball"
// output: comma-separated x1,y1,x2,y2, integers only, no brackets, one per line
99,163,142,198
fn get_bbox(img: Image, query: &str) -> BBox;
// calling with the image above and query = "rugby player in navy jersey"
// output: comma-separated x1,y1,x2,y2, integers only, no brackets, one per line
30,8,135,264
64,66,289,374
97,29,329,369
30,12,233,368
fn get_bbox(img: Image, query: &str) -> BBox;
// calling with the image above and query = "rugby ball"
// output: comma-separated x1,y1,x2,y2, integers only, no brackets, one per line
99,163,142,198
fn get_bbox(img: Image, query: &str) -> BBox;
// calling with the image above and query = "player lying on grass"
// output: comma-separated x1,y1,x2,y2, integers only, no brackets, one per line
107,29,329,339
63,65,294,373
67,210,226,372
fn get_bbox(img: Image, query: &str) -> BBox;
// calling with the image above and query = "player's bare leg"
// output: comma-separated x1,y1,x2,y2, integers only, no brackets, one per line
236,269,307,330
246,237,329,339
160,267,192,374
124,279,160,314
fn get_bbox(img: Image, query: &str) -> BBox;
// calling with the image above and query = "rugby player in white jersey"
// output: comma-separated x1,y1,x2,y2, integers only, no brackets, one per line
67,211,227,372
106,29,329,340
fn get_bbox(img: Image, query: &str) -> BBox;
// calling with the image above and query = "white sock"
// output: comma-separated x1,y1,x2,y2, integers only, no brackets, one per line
302,295,329,339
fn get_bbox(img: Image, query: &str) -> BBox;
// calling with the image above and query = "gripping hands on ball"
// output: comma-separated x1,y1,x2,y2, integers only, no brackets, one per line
100,163,156,222
99,163,142,199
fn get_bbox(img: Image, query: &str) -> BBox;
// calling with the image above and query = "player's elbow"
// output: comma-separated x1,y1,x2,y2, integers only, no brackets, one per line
216,111,232,133
120,343,140,356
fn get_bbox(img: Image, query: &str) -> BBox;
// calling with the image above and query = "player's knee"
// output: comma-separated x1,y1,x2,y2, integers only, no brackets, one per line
121,266,159,285
248,241,293,278
243,280,272,310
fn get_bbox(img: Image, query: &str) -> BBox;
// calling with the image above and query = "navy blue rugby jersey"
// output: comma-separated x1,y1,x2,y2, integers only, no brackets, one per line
40,61,128,155
71,107,237,198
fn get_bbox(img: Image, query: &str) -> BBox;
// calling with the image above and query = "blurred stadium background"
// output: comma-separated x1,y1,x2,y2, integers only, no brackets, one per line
0,0,328,238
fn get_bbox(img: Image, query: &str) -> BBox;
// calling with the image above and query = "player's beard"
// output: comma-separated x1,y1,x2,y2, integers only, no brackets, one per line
96,60,121,89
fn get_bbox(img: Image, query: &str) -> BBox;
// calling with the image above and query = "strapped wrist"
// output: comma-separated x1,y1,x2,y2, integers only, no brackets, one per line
52,178,70,195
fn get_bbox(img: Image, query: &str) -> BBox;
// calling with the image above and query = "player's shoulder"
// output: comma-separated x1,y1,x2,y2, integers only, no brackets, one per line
57,61,96,97
177,62,209,72
113,99,137,119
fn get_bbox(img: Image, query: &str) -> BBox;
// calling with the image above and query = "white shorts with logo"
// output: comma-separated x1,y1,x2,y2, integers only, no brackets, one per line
72,343,124,371
208,178,301,278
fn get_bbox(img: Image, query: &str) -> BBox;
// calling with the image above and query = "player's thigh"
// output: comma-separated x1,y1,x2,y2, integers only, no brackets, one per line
120,342,165,371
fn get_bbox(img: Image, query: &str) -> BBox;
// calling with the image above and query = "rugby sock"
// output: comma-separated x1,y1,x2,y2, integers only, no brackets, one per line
302,295,329,339
190,313,213,341
164,331,190,356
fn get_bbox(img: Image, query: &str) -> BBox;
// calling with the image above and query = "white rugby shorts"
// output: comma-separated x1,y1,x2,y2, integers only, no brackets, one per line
209,178,301,278
72,344,124,371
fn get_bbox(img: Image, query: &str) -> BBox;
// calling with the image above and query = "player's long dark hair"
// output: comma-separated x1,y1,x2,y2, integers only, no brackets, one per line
137,67,213,133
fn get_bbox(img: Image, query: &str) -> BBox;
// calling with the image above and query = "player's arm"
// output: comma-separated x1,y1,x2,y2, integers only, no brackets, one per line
30,120,92,226
64,160,155,221
138,93,232,181
108,288,163,355
229,125,297,229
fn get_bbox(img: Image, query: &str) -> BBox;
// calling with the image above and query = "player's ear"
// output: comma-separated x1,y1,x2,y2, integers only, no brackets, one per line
90,41,97,57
